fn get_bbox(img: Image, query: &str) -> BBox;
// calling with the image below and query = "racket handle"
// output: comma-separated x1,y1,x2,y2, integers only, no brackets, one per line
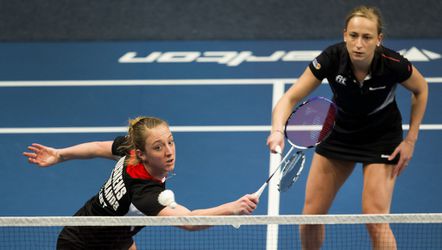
254,182,268,198
274,145,282,154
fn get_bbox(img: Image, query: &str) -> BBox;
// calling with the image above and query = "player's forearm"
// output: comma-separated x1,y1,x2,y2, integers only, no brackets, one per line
272,96,295,132
58,141,115,161
174,204,233,231
406,86,428,144
187,203,233,217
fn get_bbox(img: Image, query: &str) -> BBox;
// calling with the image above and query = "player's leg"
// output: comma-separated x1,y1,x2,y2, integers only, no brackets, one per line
300,153,355,250
362,163,397,250
128,241,137,250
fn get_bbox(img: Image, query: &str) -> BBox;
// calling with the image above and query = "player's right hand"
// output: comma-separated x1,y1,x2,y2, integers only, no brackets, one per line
266,130,285,154
231,194,259,215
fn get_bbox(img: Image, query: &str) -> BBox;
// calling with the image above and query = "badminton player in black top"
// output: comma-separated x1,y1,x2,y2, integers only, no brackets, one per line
24,116,258,250
267,6,428,250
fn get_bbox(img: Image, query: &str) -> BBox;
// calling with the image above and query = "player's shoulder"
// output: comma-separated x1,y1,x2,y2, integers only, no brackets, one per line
378,46,410,65
375,46,412,82
318,42,348,66
112,135,130,156
322,42,346,56
130,181,166,215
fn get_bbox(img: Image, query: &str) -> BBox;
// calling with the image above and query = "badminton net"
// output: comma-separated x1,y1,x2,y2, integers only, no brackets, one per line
0,213,441,249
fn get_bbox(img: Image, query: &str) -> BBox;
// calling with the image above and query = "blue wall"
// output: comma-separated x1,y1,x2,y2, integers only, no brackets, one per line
0,0,441,41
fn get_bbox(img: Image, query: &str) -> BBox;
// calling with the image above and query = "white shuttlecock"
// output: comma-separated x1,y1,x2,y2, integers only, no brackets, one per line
158,189,177,209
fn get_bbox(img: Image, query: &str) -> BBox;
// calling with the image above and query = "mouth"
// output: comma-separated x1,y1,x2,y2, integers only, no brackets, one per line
353,51,364,57
166,158,175,166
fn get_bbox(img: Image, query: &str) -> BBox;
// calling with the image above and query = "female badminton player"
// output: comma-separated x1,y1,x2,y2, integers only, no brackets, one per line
24,116,258,250
266,5,428,250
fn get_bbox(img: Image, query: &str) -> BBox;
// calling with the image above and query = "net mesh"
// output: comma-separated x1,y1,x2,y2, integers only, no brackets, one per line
1,214,441,250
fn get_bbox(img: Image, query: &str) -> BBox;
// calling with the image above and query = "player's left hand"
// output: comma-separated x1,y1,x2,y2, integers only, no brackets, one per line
389,140,415,176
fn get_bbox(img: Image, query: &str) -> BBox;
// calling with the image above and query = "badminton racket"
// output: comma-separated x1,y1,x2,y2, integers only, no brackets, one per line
254,96,337,198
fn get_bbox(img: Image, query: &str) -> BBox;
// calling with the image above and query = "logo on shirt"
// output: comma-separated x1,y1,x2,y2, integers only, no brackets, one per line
99,158,127,211
369,86,386,91
335,75,347,86
312,58,321,70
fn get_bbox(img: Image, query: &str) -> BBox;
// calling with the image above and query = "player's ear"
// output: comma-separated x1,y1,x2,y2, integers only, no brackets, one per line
377,33,384,47
136,149,147,163
343,28,347,42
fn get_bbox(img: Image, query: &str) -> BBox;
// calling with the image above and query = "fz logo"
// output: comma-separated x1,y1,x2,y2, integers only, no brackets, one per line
335,75,347,86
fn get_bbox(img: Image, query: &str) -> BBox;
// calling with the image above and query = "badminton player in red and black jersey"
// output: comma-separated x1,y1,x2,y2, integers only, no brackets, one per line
267,6,428,250
24,116,258,250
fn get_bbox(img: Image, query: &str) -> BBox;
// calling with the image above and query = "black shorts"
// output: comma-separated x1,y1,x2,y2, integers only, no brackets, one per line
316,103,403,164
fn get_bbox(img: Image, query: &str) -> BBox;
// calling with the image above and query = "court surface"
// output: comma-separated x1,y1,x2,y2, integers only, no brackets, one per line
0,39,441,217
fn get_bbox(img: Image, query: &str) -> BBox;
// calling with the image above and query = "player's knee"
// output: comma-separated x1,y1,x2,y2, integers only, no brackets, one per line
365,223,390,239
303,195,331,214
362,202,390,215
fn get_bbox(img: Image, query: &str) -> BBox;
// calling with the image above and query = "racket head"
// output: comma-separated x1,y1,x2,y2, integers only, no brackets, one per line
278,151,305,192
285,96,337,149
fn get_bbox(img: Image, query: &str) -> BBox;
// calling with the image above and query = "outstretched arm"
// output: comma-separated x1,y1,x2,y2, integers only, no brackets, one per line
23,141,116,167
158,194,259,231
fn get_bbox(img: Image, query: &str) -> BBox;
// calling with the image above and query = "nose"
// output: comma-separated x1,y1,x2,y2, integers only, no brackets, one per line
165,144,174,156
355,37,363,48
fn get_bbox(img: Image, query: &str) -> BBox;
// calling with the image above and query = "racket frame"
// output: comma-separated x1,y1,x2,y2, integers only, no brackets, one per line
284,96,337,150
278,150,306,192
254,96,337,198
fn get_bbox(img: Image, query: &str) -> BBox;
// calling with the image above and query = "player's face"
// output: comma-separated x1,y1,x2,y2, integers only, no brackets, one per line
138,124,176,177
343,16,382,65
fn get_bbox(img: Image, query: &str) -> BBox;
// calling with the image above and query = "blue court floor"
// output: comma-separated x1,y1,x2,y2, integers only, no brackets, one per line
0,39,441,217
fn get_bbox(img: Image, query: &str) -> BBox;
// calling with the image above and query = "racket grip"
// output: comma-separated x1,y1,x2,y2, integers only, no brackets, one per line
254,182,268,198
274,145,282,154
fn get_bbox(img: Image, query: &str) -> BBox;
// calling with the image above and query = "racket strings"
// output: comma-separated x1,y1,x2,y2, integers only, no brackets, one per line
278,151,305,192
286,98,337,148
317,105,337,142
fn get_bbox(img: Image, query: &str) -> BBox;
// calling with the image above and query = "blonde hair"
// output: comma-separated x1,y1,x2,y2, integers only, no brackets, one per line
345,5,384,34
119,116,169,164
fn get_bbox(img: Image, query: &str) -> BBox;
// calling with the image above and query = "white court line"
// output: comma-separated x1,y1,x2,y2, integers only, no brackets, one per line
266,81,285,250
0,79,296,87
0,77,441,87
0,124,440,134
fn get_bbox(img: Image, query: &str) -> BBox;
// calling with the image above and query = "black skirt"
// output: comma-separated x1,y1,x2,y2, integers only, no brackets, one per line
316,102,403,164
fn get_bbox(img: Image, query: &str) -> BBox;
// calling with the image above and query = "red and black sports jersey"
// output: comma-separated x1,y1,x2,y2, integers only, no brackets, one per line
57,136,166,249
309,42,412,116
83,135,166,217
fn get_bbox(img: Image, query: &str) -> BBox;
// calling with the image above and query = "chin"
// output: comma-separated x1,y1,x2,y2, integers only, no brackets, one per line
351,55,367,63
166,165,175,172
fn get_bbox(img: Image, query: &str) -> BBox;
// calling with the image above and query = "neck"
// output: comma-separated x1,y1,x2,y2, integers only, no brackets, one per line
352,52,374,72
143,164,167,182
